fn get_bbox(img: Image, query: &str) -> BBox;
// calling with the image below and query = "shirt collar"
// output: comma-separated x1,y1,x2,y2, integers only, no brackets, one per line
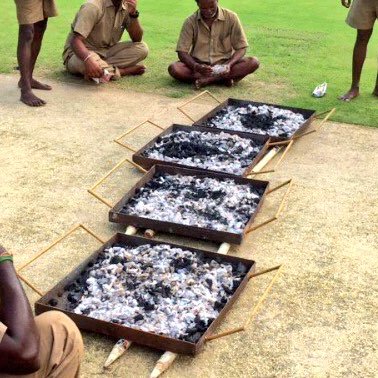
105,0,128,10
196,7,225,21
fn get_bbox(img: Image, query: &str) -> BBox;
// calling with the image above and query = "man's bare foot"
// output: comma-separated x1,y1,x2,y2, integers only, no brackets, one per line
194,77,214,90
224,78,234,87
119,65,146,76
339,87,359,101
18,78,52,90
20,89,46,107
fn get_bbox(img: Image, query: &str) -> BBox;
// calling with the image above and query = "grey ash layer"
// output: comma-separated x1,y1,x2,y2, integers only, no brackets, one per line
142,130,265,175
121,173,264,233
203,104,306,138
67,243,248,342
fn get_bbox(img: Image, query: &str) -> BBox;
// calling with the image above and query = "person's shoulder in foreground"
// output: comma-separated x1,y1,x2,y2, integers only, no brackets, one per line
0,243,84,377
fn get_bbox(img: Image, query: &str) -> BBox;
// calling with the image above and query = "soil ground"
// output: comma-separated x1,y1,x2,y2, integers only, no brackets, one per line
0,74,377,378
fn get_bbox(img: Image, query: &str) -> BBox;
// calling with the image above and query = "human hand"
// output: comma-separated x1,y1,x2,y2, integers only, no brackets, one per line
84,57,103,78
341,0,352,8
127,0,137,14
194,63,213,77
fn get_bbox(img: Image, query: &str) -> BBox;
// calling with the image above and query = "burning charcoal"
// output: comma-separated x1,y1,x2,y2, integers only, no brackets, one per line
70,243,249,341
121,173,262,234
202,103,306,138
142,130,264,175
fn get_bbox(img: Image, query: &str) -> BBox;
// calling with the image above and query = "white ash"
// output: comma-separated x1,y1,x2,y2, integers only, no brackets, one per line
121,173,263,233
70,243,248,342
204,104,306,138
211,64,228,76
142,130,264,175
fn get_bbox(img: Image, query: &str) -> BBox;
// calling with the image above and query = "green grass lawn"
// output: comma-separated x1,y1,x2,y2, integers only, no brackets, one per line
1,0,377,126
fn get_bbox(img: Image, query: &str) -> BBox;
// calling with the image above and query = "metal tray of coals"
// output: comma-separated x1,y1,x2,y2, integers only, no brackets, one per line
132,124,271,177
109,165,269,245
194,98,316,142
35,234,255,355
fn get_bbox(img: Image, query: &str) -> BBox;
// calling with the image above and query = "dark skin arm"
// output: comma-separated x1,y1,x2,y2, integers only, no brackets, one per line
222,48,247,75
178,51,213,76
0,245,40,375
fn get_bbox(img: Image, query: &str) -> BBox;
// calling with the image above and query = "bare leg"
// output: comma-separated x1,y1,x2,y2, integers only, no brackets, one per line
373,72,378,97
168,62,202,83
29,19,51,90
118,65,146,76
17,24,45,106
339,29,373,101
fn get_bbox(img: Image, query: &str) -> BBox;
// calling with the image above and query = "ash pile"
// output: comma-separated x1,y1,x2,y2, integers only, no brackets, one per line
65,243,248,342
203,104,306,138
142,130,265,175
121,173,264,233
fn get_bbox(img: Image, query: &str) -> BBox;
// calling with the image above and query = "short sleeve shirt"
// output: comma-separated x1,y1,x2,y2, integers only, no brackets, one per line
0,322,7,343
176,7,249,65
63,0,131,61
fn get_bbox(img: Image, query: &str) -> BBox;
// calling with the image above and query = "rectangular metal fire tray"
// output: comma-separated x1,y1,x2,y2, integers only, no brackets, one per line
109,165,269,245
132,124,271,177
194,98,316,141
35,234,255,355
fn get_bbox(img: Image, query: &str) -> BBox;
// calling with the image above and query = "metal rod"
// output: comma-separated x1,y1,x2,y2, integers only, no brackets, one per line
79,224,106,244
314,108,335,119
243,265,283,329
17,273,44,297
267,140,291,147
125,158,147,173
114,141,137,153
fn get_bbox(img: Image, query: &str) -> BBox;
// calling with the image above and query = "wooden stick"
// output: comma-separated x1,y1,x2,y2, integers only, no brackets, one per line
275,180,293,218
273,140,294,169
246,217,277,234
267,140,291,147
248,265,282,280
205,326,245,342
217,242,231,255
247,147,280,178
243,265,283,329
150,352,177,378
266,179,292,195
314,108,335,119
87,189,113,208
144,229,156,238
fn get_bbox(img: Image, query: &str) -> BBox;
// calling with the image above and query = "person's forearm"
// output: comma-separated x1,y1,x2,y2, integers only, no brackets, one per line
178,51,198,70
128,19,143,42
227,48,246,67
71,34,92,61
0,261,40,374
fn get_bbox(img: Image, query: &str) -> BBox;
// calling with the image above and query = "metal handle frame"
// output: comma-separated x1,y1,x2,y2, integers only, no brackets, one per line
205,265,283,342
87,157,147,208
177,90,221,123
17,224,105,297
114,120,165,153
246,179,293,234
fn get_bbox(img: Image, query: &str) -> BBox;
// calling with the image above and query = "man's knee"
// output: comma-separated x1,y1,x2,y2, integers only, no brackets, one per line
246,56,260,72
168,62,179,78
135,41,149,60
19,25,34,43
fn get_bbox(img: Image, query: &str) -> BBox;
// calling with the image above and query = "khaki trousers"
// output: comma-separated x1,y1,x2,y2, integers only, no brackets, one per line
66,41,148,80
3,311,84,378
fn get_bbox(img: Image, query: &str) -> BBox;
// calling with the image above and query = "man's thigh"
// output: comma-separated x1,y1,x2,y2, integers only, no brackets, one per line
66,52,109,75
106,41,148,67
346,0,377,30
15,0,58,25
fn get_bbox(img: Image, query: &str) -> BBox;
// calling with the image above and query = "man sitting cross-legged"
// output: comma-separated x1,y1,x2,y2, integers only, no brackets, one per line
168,0,259,89
63,0,148,82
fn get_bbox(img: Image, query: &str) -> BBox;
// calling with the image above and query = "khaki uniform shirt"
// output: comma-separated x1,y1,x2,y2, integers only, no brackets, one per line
63,0,131,63
0,321,6,343
176,7,249,65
